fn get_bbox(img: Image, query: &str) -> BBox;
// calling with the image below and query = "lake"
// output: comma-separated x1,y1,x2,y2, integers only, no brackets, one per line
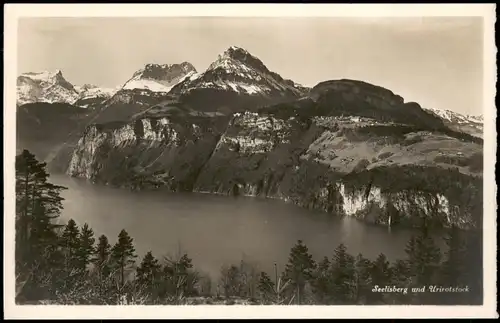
50,173,441,280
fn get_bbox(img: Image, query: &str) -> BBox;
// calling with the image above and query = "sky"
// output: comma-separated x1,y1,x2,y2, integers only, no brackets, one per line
18,17,484,116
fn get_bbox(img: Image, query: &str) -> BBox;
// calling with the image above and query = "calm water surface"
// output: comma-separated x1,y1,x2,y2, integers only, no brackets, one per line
50,174,442,279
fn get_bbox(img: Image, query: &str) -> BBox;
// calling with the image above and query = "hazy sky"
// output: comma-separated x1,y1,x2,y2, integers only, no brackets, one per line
18,17,484,116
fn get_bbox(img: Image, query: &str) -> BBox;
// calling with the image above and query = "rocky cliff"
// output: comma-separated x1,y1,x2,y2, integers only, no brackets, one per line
66,79,483,230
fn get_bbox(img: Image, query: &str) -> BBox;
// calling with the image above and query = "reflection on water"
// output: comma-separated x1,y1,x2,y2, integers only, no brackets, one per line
50,174,444,279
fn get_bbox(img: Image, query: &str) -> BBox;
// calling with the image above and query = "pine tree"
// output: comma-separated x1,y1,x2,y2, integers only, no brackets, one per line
95,234,112,277
159,252,198,300
77,223,96,272
180,254,200,297
368,253,391,304
238,259,259,300
404,226,442,304
15,150,67,301
462,230,483,305
329,243,356,304
257,271,275,304
353,253,372,304
404,236,418,271
389,259,411,304
136,251,161,299
93,234,112,302
110,229,137,288
439,225,469,304
312,256,331,304
61,219,81,277
219,264,243,298
283,240,316,304
177,254,194,273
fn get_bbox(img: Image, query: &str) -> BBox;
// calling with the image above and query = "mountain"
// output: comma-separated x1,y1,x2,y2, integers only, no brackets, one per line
424,107,483,139
92,47,308,123
73,84,118,109
16,72,119,165
162,46,309,114
89,63,198,123
16,73,119,172
121,62,197,93
15,64,199,168
17,70,118,108
170,46,307,97
17,70,80,106
65,78,483,231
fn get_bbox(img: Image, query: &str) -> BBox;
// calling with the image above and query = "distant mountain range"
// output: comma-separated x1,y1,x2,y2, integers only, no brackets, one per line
17,47,483,138
121,62,197,93
16,46,484,231
423,107,483,139
17,70,117,107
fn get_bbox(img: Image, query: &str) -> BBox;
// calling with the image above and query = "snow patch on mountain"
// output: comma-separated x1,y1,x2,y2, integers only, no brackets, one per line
425,107,483,125
17,71,120,107
171,46,307,97
121,63,197,93
122,79,175,93
17,70,80,105
21,70,63,83
424,107,483,138
75,84,118,100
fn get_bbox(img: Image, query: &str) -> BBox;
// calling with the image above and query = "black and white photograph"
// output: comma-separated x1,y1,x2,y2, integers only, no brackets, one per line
3,3,497,319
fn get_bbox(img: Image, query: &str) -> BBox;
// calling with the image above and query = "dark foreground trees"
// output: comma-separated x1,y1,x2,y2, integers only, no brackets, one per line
15,149,67,301
14,150,482,305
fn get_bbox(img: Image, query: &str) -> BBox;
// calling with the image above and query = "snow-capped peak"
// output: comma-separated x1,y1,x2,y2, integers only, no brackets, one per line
75,83,99,92
424,107,483,139
19,70,70,87
17,70,80,105
425,107,483,125
121,62,197,93
17,70,120,108
76,84,117,99
228,45,246,51
207,46,266,74
170,46,306,98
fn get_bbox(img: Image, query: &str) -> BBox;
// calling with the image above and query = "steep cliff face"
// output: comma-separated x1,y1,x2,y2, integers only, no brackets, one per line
67,114,227,190
191,109,482,230
66,80,483,230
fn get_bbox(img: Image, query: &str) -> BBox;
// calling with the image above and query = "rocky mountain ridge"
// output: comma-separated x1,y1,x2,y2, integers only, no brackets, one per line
163,46,308,114
17,70,80,106
170,46,307,97
121,62,197,93
17,70,117,108
423,107,483,139
17,64,483,139
79,46,312,124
